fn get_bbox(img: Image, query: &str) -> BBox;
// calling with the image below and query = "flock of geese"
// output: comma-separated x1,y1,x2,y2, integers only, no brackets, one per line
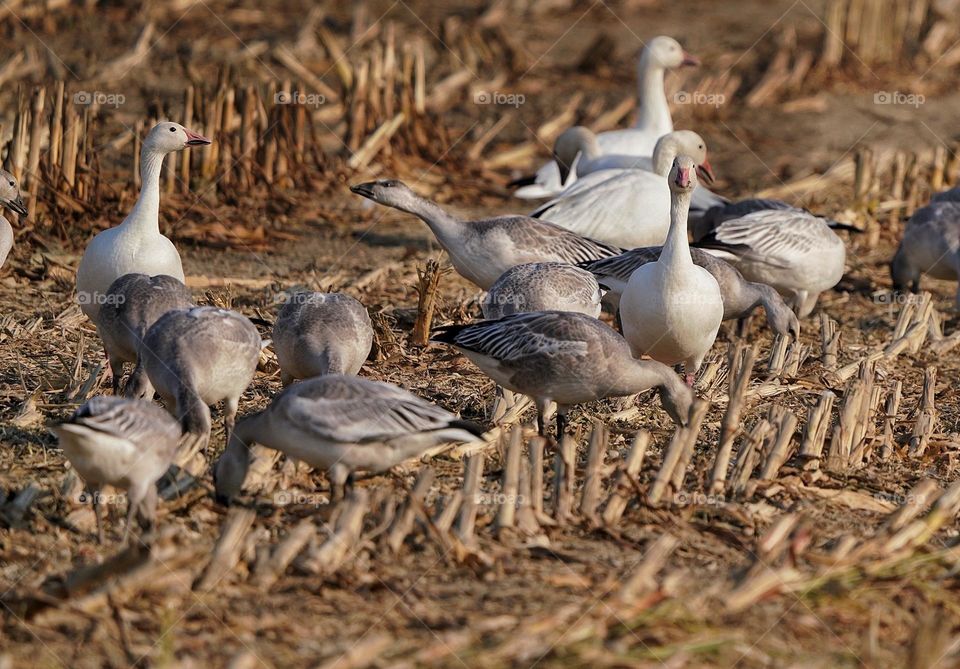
0,35,952,542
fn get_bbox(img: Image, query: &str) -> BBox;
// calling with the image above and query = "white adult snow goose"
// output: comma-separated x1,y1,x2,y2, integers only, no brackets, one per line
619,156,724,384
0,169,26,269
514,36,699,199
76,122,210,322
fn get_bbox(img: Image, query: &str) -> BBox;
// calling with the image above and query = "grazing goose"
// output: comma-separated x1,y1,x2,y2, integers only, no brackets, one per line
432,311,693,438
76,122,210,322
213,375,483,503
694,208,846,318
97,273,196,397
0,169,26,269
891,199,960,306
580,247,800,338
140,306,261,452
514,36,699,199
52,396,182,542
530,131,724,249
482,262,603,319
273,292,373,385
620,156,724,385
350,180,622,290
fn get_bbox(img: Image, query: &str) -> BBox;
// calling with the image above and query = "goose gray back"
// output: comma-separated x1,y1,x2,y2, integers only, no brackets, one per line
349,179,622,290
97,273,196,397
272,292,373,385
140,306,261,452
891,200,960,306
432,311,692,438
482,262,604,319
52,396,182,542
213,375,483,504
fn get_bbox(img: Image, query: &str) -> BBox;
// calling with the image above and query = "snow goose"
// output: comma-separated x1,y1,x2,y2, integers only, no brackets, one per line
350,180,622,289
620,156,723,384
0,169,26,269
97,273,196,397
76,122,210,322
432,311,692,438
272,292,374,385
694,208,846,318
140,306,261,452
580,247,799,338
52,396,182,542
213,375,483,503
482,262,603,319
530,131,723,248
514,36,699,199
891,199,960,306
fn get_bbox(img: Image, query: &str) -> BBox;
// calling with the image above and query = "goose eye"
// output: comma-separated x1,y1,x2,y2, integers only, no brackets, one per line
169,127,176,132
7,181,12,187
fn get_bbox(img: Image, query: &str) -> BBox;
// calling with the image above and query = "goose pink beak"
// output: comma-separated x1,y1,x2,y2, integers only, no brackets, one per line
696,158,715,185
681,51,700,67
675,166,692,188
184,128,212,146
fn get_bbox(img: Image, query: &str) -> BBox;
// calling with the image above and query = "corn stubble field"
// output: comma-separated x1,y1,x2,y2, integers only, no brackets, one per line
1,0,960,666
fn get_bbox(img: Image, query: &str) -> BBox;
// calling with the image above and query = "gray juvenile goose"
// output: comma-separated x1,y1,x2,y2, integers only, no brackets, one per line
580,247,800,338
891,198,960,306
97,273,196,397
213,375,483,503
140,306,261,451
350,180,622,290
272,292,373,385
52,396,182,542
482,262,604,319
432,311,693,439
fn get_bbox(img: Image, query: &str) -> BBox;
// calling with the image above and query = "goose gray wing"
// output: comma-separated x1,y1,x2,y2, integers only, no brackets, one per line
276,375,468,444
579,247,662,283
432,311,602,363
65,396,182,446
489,216,623,264
695,210,837,268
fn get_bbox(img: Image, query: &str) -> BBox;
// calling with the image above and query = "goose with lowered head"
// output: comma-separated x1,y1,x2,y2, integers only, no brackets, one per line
350,179,622,290
514,36,699,199
76,122,210,322
531,131,723,249
620,156,723,385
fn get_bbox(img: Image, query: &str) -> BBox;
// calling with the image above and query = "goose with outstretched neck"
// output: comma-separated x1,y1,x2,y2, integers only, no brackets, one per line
350,180,621,290
76,122,210,322
620,156,723,385
531,131,723,249
514,36,699,199
0,169,27,270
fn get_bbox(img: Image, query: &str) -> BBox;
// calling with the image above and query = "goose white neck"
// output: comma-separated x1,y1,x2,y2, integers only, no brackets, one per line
661,188,694,269
124,147,167,233
634,52,673,136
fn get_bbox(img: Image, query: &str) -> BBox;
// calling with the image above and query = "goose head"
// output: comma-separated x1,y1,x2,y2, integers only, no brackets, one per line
668,155,699,194
659,377,694,427
553,126,598,185
350,179,420,209
0,169,26,217
144,121,211,154
646,36,700,70
653,130,714,184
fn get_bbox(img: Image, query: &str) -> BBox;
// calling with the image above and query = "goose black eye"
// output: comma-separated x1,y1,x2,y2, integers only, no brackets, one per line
169,127,176,132
7,181,12,187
